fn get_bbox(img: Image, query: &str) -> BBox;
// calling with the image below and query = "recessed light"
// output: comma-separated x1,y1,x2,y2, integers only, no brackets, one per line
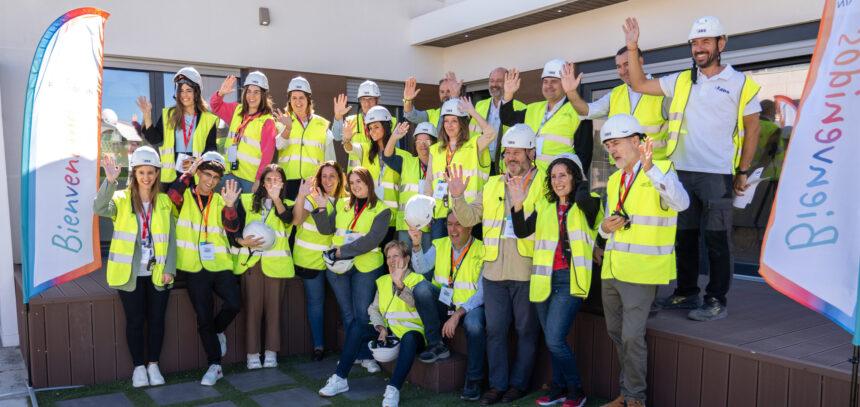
557,9,563,12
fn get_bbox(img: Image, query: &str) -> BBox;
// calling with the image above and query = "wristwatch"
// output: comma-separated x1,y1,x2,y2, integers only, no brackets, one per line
735,167,751,176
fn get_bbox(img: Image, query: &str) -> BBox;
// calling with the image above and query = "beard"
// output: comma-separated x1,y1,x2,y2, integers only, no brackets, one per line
694,49,720,68
488,86,503,99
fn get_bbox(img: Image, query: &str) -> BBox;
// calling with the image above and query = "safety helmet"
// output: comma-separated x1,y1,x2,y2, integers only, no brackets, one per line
600,114,644,143
541,59,565,79
358,80,381,98
324,249,355,274
550,153,587,181
174,67,202,89
287,76,312,94
368,336,401,363
200,151,226,166
688,16,726,41
102,108,119,127
129,146,161,168
243,221,276,251
501,124,536,149
413,122,437,139
365,106,392,125
243,71,269,90
404,195,435,230
440,98,467,117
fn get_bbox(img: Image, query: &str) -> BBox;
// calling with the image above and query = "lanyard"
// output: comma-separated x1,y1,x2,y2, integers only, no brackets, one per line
449,238,474,286
349,201,368,231
537,96,567,134
419,160,428,180
140,202,153,242
615,166,641,213
194,189,214,242
234,112,261,142
181,114,196,147
507,167,536,192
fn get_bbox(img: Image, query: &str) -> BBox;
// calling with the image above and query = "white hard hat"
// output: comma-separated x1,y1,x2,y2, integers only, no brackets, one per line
501,124,536,149
365,106,392,125
541,59,565,79
102,108,119,127
174,67,202,89
688,16,726,41
243,221,276,251
368,337,400,363
550,153,587,181
404,195,435,230
287,76,312,94
440,99,467,117
414,122,437,139
600,114,644,143
324,249,355,274
129,146,161,168
358,80,381,98
243,71,269,90
200,151,226,166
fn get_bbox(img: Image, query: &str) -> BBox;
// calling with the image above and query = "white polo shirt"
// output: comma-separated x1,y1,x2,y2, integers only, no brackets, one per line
659,65,761,174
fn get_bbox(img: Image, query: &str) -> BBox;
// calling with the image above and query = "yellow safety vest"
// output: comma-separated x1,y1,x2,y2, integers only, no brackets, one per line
666,70,761,173
396,154,430,232
470,99,527,175
530,199,595,301
376,272,425,339
427,108,441,130
294,196,335,270
523,100,580,172
608,84,668,160
224,106,272,182
431,237,484,308
345,113,397,170
234,194,295,278
277,113,330,181
106,192,173,287
159,109,220,183
176,189,235,272
429,138,483,219
603,160,678,284
481,170,545,261
332,198,388,273
354,148,408,227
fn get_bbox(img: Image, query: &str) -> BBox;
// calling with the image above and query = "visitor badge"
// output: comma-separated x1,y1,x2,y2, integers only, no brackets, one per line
418,180,426,195
344,233,360,245
140,246,153,267
438,286,454,306
375,185,386,202
433,181,448,200
227,145,238,163
535,137,545,157
199,242,215,261
175,153,191,172
503,215,517,238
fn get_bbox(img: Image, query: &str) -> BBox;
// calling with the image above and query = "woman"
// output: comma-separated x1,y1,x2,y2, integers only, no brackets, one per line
211,72,280,192
230,164,297,369
311,167,391,374
291,161,346,361
94,147,176,388
424,97,497,239
319,241,426,407
510,154,600,407
137,67,220,184
273,76,337,200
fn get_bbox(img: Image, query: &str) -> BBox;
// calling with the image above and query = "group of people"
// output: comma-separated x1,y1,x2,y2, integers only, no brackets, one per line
95,14,763,407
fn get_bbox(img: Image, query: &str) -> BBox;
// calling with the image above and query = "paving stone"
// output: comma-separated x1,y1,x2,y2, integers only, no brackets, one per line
144,381,220,405
342,375,388,401
198,402,237,407
251,387,331,407
55,392,134,407
293,357,339,380
0,397,29,407
224,368,296,392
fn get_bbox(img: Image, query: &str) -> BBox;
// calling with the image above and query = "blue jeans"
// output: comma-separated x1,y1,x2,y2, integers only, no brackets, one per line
222,174,254,193
535,269,583,390
327,266,384,360
301,270,326,349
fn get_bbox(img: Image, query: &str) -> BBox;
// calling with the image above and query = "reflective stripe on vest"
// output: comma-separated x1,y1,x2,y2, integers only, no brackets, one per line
234,194,295,277
608,84,669,160
357,148,406,227
175,189,235,272
530,199,596,302
295,197,335,270
481,172,544,262
396,154,430,232
277,114,330,181
224,106,272,181
160,109,220,183
332,198,386,273
523,100,580,172
429,138,484,219
377,273,425,339
106,192,173,287
431,237,485,308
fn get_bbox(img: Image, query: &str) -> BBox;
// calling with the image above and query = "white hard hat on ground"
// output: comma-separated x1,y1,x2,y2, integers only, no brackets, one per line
550,153,587,181
200,151,226,166
440,99,467,117
243,71,269,90
365,106,392,125
501,124,536,149
358,80,381,98
368,337,400,363
174,67,202,89
413,122,437,139
600,114,644,143
404,195,435,230
129,146,161,168
288,76,312,94
243,221,276,251
324,249,355,274
688,16,726,41
541,59,565,79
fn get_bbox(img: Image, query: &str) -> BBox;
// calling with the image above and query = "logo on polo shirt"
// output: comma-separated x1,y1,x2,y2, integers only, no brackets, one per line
715,86,730,95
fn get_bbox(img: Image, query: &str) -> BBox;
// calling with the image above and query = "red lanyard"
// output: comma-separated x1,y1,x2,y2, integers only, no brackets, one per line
194,189,214,241
181,114,196,147
234,112,260,142
419,161,428,180
140,203,153,241
449,238,474,286
615,167,641,212
349,202,368,230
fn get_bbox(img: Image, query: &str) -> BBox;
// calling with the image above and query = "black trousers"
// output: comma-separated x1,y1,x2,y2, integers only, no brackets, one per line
184,269,241,365
117,276,171,366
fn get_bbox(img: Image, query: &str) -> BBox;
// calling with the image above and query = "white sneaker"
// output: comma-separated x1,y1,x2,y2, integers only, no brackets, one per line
247,353,262,370
318,374,349,397
132,365,149,388
147,364,165,386
200,364,223,386
217,332,227,357
361,359,381,373
263,350,278,368
382,385,400,407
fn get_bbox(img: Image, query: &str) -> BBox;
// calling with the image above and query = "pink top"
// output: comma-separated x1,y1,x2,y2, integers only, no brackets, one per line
210,92,277,181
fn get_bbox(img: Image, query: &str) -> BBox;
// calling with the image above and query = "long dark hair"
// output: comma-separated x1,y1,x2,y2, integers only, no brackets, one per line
168,82,209,131
128,166,162,215
367,121,392,165
315,161,345,199
438,116,470,151
240,86,274,116
544,158,584,203
252,164,288,213
347,167,378,209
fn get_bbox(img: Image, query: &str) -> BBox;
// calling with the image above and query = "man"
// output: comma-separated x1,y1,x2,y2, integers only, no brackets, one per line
563,48,670,159
754,99,784,180
331,80,397,169
408,211,487,401
449,124,544,405
403,72,463,128
469,67,527,175
598,114,689,407
500,59,593,173
623,16,762,321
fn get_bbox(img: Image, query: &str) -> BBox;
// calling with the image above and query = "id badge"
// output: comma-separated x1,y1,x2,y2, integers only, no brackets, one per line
438,286,454,306
227,145,238,163
344,233,360,245
140,246,153,266
200,242,216,261
375,185,386,202
503,215,517,238
433,181,448,200
418,179,426,195
535,137,545,157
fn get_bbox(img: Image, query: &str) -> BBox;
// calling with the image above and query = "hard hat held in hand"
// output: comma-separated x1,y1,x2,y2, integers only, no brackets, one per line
174,67,202,89
542,59,565,79
288,76,312,94
368,336,401,363
358,80,381,98
688,16,726,41
365,106,392,124
243,221,276,251
129,146,161,168
324,249,355,274
600,114,644,143
501,124,536,149
404,195,435,230
440,99,467,117
243,71,269,90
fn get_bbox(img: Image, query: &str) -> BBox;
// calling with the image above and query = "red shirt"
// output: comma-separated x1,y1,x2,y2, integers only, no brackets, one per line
552,203,569,271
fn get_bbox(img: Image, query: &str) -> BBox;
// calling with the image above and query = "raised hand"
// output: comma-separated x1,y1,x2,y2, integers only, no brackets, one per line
445,164,470,198
186,156,205,175
136,96,152,116
639,137,654,172
623,17,640,48
272,108,292,137
333,94,352,120
407,226,422,247
265,179,283,201
391,258,408,288
221,179,241,207
391,122,410,141
218,75,237,97
503,68,521,101
443,72,464,98
403,77,421,101
297,178,312,198
102,154,121,183
458,96,477,117
342,119,356,145
561,62,583,94
309,178,328,208
506,174,527,210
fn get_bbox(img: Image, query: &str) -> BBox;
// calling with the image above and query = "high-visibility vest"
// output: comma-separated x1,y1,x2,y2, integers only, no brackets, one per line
294,196,335,270
159,109,220,183
234,194,295,278
530,198,595,302
429,138,483,219
277,113,330,181
481,170,545,261
608,84,668,160
603,160,678,284
355,148,408,227
523,100,580,172
431,237,484,308
376,272,425,339
396,154,430,232
426,108,441,130
470,99,527,175
666,70,761,173
106,192,173,287
176,189,235,272
332,198,388,273
224,106,272,182
345,113,397,170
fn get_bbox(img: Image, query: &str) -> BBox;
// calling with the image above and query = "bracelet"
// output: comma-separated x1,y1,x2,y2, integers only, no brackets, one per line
402,98,412,104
